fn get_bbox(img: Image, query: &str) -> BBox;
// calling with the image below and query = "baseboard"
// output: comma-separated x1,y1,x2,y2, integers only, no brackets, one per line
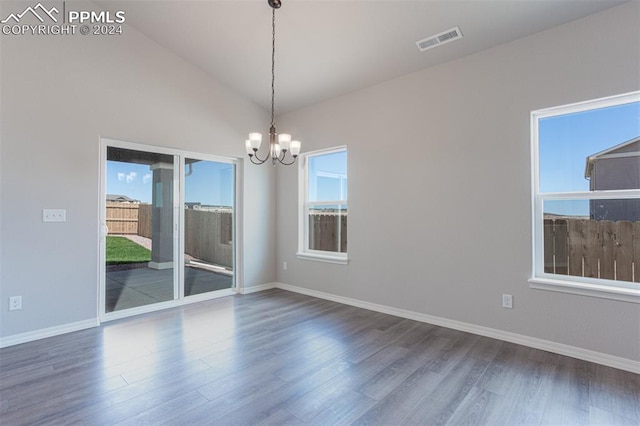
0,318,99,349
274,282,640,374
237,282,277,295
3,284,636,374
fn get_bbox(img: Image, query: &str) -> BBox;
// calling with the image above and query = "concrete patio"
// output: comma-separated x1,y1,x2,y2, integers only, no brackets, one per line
106,266,233,312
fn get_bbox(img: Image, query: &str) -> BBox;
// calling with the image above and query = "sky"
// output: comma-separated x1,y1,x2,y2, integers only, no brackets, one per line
107,162,152,203
107,160,234,206
539,100,639,216
107,150,347,207
308,150,348,203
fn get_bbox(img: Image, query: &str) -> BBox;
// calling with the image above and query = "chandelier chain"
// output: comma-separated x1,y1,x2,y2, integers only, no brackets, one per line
271,7,276,128
246,1,300,166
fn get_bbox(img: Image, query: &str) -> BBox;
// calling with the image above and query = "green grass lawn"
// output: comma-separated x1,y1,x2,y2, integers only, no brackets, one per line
106,236,151,265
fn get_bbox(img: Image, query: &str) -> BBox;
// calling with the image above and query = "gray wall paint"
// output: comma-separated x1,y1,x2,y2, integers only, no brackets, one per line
276,2,640,361
0,4,275,337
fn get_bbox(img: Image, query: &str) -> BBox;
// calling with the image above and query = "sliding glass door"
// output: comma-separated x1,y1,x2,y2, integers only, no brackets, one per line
101,140,236,319
183,159,235,297
104,146,179,313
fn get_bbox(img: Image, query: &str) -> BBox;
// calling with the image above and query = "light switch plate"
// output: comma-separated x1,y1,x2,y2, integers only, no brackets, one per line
43,209,66,222
9,296,22,311
502,294,513,309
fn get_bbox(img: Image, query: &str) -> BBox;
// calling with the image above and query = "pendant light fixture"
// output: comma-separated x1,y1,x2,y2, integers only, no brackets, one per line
245,0,301,166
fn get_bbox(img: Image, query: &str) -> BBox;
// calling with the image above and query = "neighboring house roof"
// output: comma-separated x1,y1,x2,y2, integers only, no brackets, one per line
106,194,139,203
584,136,640,179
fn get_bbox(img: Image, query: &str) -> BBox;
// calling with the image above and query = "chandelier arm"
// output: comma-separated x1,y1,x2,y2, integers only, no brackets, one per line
250,155,268,165
250,149,269,164
275,153,298,166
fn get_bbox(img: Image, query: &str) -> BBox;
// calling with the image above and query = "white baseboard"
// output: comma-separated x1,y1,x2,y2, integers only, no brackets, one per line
237,282,277,295
3,283,637,374
0,318,99,349
274,282,640,374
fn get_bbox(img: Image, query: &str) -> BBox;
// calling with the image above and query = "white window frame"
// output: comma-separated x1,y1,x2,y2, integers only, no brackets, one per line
297,146,348,264
530,91,640,303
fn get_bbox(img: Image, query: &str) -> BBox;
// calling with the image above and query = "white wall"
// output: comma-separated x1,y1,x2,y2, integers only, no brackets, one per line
0,2,275,338
276,2,640,362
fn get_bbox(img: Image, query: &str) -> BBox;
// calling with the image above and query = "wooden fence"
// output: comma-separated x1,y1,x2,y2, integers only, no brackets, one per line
544,218,640,282
138,204,152,239
184,209,233,268
309,213,348,253
108,203,233,268
106,202,139,234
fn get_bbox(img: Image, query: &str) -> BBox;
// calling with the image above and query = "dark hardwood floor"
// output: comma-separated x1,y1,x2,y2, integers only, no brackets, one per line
0,289,638,425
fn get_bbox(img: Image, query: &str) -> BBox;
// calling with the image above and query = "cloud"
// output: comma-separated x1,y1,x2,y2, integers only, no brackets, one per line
117,172,125,181
125,172,137,183
143,173,152,184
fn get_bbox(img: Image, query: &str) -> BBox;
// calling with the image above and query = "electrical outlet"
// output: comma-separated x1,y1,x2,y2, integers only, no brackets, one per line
283,261,288,271
502,294,513,309
9,296,22,311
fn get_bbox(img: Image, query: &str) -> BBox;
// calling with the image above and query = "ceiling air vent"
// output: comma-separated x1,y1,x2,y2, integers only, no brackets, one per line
416,26,463,52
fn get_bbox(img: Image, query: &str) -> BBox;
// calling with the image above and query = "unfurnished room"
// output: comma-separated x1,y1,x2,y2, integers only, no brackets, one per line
0,0,639,424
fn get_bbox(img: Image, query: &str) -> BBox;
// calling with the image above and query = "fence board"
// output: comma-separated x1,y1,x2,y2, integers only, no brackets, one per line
599,221,615,280
544,219,568,275
544,219,554,273
138,204,152,238
220,212,233,245
583,220,600,279
615,221,633,282
567,220,585,277
340,215,348,253
555,220,568,275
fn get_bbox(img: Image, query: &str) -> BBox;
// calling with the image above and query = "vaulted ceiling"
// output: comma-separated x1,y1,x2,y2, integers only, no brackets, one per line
97,0,630,113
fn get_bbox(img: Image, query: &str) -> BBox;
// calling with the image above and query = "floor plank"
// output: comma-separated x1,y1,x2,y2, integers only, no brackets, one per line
1,289,638,425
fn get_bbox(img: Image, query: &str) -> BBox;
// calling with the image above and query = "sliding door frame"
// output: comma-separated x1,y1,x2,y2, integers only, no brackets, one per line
98,137,241,323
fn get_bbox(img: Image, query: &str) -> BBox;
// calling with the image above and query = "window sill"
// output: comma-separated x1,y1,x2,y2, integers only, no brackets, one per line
296,252,349,265
529,277,640,304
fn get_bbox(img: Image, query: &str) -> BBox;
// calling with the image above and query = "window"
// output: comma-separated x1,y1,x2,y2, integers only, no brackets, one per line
298,147,348,263
531,92,640,302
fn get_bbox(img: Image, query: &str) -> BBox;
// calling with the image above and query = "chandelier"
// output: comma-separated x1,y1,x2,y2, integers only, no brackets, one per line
245,0,301,166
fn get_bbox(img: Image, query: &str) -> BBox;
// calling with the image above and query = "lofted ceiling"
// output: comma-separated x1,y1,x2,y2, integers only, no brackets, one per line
96,0,630,113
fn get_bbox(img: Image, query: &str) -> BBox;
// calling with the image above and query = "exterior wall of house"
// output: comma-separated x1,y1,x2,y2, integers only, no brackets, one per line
276,2,640,363
592,152,640,192
590,155,640,221
590,199,640,221
608,140,640,154
0,0,275,339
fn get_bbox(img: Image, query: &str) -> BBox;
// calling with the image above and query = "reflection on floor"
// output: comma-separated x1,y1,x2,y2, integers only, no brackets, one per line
106,266,233,312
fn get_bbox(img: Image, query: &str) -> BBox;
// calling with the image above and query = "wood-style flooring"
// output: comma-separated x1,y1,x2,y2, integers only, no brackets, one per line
0,289,638,425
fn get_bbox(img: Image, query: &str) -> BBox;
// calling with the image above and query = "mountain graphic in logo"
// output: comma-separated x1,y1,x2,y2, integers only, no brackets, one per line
1,3,59,24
